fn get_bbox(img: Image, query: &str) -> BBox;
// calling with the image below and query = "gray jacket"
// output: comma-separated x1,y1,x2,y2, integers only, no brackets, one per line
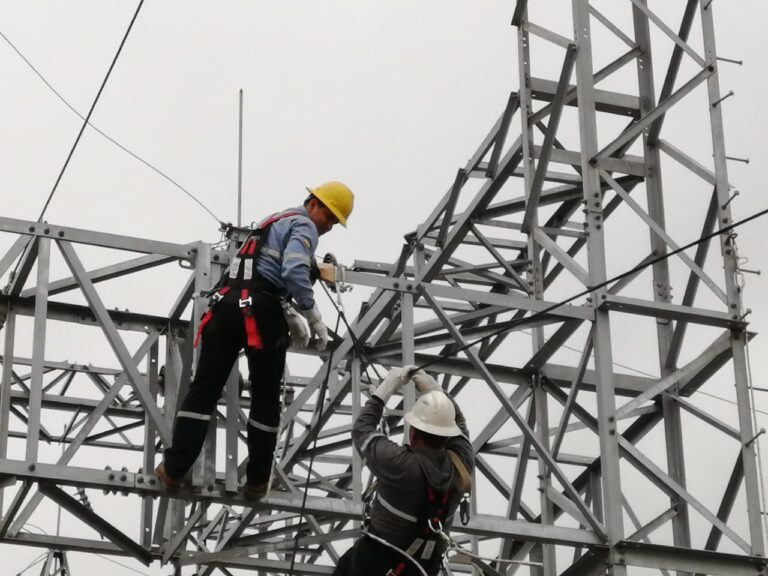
353,395,474,550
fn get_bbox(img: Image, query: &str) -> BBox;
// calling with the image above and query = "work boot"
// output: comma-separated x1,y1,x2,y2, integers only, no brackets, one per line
242,481,270,501
155,462,182,493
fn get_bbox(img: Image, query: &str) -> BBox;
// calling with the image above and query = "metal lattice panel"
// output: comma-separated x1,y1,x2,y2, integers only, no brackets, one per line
1,2,766,575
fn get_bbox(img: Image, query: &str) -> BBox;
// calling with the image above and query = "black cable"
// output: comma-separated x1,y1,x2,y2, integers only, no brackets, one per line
287,313,342,576
291,207,768,572
415,206,768,372
3,3,147,294
0,29,222,226
36,0,146,223
320,281,383,381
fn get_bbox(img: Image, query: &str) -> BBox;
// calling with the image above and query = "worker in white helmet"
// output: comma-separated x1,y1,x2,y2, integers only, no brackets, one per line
334,366,474,576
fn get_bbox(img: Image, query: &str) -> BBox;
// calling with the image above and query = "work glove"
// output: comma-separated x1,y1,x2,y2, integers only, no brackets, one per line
300,304,329,351
373,367,411,403
285,308,309,349
409,367,441,394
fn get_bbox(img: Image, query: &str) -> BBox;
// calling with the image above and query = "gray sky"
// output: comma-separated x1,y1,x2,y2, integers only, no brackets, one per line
2,1,768,574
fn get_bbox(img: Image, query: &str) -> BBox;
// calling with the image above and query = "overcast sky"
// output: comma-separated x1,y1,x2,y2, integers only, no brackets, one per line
1,2,768,574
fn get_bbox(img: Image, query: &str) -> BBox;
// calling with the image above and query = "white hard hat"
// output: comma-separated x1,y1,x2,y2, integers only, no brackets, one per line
404,391,462,438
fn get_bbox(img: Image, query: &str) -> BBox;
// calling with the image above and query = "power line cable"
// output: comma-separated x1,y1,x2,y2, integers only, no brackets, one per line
316,210,768,414
3,1,149,294
523,329,768,418
414,206,768,372
0,28,222,226
14,552,47,576
36,0,147,223
288,209,768,572
94,554,152,576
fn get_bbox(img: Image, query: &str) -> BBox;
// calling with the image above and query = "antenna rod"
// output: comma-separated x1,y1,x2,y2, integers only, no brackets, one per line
237,88,244,227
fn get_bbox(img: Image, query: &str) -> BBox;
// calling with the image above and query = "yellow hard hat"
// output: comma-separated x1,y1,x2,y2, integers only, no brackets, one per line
306,181,354,227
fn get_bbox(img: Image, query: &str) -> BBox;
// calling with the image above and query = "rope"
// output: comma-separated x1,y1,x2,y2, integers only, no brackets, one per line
361,528,430,576
319,281,391,433
287,312,342,576
414,206,768,372
320,280,382,381
429,522,543,571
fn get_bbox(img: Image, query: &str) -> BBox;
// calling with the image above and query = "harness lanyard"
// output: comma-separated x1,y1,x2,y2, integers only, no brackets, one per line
193,287,231,348
426,520,544,570
361,529,430,576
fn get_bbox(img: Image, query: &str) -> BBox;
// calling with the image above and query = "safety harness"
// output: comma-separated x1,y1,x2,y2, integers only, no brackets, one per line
194,211,301,350
362,468,467,576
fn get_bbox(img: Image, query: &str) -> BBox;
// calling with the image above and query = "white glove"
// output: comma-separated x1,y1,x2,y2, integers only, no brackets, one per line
410,367,440,394
373,367,411,403
300,304,329,351
285,309,309,349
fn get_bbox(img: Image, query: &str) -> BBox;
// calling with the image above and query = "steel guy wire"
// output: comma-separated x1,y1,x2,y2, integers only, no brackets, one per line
0,28,222,227
3,0,150,294
36,0,147,223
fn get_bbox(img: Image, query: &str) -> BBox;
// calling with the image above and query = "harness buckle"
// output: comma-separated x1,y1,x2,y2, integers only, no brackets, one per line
460,495,470,526
239,296,253,308
212,290,226,303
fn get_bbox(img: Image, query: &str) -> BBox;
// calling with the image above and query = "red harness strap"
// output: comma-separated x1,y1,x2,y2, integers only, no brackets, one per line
194,287,232,348
238,238,257,256
386,563,407,576
240,288,263,350
194,312,213,348
426,487,450,529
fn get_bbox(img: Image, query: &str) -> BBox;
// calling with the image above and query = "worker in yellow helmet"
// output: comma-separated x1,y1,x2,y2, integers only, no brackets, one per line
157,181,354,499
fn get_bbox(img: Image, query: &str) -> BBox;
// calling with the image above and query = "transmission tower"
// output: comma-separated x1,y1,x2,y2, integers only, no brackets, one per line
1,2,766,575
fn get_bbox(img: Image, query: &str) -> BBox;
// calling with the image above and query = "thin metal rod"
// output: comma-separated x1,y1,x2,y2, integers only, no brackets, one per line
711,90,734,108
238,88,244,227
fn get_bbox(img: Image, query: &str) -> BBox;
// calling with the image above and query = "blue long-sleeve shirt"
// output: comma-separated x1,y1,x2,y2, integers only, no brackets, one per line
255,206,318,311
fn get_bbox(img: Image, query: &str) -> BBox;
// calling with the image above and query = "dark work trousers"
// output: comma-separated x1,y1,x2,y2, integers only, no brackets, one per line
163,288,288,484
333,534,440,576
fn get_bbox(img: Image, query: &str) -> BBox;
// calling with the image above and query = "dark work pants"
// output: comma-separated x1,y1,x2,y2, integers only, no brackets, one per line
163,290,288,484
333,535,439,576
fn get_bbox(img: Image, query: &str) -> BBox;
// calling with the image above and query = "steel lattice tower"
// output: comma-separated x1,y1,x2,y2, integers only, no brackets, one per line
1,2,766,575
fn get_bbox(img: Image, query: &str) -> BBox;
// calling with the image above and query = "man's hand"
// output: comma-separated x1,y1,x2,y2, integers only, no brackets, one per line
285,309,309,349
409,367,440,394
300,304,329,351
373,367,411,403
